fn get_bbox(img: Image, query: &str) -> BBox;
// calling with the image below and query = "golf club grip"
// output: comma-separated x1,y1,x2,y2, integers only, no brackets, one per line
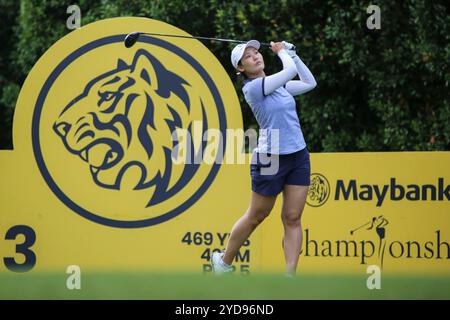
264,43,297,50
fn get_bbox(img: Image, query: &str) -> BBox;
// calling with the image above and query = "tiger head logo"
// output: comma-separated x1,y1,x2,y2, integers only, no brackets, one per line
53,49,207,206
306,173,330,207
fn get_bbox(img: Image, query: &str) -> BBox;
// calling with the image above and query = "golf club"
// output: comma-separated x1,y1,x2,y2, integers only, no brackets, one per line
124,31,295,49
350,221,372,235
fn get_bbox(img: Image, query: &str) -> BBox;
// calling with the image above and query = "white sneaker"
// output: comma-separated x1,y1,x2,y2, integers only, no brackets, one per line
211,251,233,275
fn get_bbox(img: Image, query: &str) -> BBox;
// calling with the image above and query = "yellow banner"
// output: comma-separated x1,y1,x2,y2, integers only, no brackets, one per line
261,152,450,276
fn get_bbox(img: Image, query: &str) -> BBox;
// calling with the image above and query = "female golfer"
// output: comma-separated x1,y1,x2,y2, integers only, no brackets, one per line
211,40,317,277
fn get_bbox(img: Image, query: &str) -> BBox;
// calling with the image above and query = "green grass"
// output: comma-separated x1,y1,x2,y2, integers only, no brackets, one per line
0,272,449,299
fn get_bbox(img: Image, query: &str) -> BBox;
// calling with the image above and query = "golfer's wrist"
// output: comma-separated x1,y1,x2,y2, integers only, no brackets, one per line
277,49,289,57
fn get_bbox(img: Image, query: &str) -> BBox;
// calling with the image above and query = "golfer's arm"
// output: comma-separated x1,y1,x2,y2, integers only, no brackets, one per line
263,50,297,96
284,56,317,96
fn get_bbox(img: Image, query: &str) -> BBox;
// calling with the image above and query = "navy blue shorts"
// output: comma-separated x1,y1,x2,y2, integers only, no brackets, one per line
250,148,311,196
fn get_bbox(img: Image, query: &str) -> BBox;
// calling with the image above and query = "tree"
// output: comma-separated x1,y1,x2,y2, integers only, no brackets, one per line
1,0,448,151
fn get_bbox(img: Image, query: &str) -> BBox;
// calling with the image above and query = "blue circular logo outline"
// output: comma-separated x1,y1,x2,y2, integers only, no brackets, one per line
32,35,227,228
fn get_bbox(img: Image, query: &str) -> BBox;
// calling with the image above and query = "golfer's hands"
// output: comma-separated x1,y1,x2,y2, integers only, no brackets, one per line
282,41,297,58
270,41,286,54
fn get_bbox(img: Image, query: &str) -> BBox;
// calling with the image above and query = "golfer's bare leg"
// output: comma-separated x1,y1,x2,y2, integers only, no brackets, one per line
281,184,309,275
222,191,277,265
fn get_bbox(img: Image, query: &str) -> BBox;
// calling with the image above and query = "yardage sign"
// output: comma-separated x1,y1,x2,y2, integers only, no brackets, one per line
0,17,251,273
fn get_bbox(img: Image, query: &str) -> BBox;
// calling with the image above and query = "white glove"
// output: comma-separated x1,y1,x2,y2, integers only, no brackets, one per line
282,41,297,58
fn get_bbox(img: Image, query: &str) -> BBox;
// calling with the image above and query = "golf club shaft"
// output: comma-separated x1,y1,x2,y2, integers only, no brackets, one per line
137,32,272,46
350,221,371,233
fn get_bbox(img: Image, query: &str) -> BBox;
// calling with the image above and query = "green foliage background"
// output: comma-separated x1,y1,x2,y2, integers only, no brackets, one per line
0,0,448,151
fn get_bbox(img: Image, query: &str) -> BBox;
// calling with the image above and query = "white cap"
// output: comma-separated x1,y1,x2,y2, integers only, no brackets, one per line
230,40,261,70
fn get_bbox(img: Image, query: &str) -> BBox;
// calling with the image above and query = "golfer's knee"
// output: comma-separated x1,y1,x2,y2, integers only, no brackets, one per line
246,208,271,226
282,210,302,227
